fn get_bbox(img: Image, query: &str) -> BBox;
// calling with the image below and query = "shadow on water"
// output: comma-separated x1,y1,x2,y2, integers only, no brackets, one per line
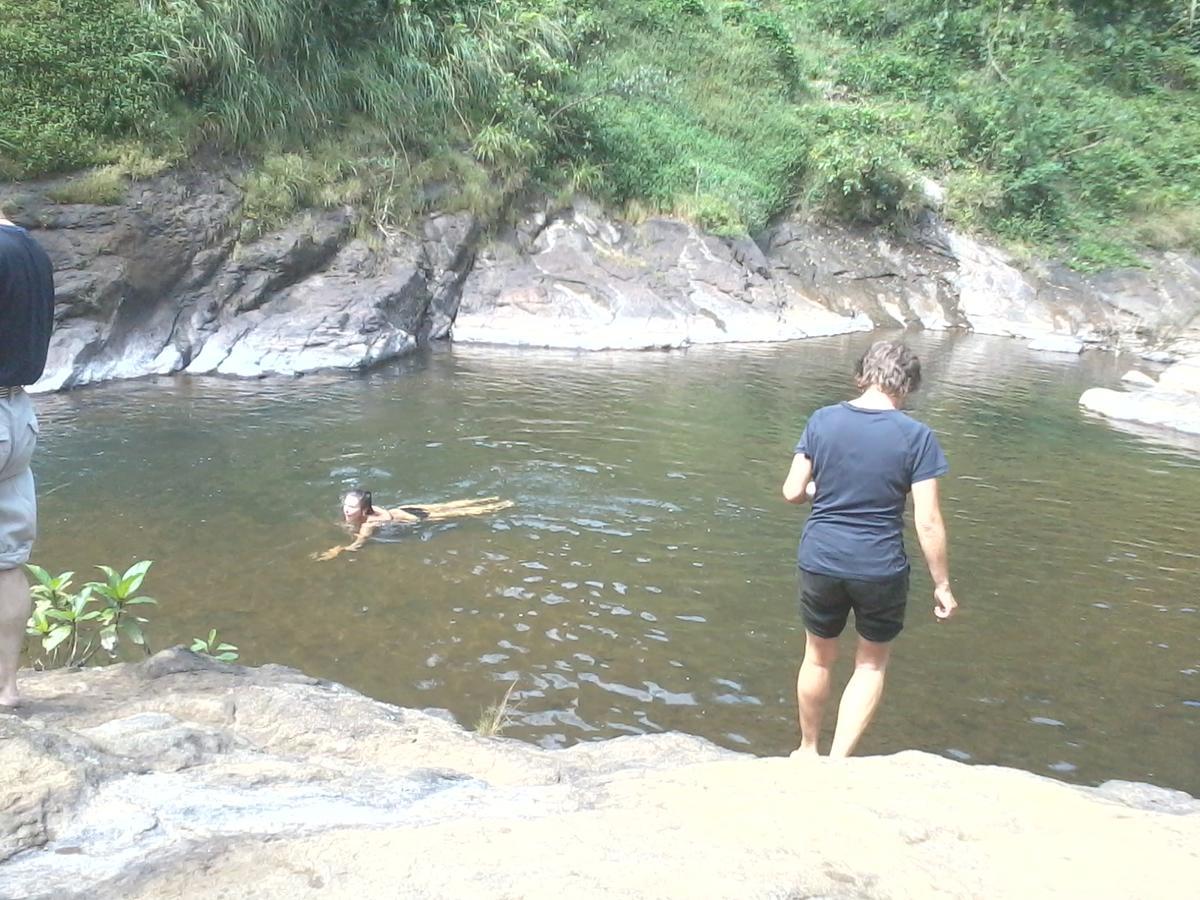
29,332,1200,795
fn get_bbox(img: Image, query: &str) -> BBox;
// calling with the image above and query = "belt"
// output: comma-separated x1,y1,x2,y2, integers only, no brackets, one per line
0,386,23,399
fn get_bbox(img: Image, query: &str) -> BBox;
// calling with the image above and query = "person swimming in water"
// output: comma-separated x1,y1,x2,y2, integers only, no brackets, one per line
312,489,514,560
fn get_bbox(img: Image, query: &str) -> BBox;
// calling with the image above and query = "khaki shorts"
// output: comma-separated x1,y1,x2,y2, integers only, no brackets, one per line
0,389,39,570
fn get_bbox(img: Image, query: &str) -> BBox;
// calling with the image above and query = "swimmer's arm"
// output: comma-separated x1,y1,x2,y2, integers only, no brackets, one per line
312,522,379,561
781,454,814,504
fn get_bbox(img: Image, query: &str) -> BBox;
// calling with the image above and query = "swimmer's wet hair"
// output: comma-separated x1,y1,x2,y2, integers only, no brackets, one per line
854,340,922,399
344,489,374,513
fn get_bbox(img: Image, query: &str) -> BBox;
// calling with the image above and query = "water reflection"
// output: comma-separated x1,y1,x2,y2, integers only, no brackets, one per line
29,332,1200,795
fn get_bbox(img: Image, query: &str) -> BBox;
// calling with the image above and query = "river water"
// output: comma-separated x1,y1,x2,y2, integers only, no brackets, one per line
27,332,1200,795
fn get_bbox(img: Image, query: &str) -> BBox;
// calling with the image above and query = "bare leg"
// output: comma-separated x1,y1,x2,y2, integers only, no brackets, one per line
0,567,30,707
794,631,839,756
404,498,514,522
829,637,893,758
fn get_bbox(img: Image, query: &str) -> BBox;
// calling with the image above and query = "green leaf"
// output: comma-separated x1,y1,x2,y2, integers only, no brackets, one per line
44,624,73,652
45,608,73,623
86,582,119,604
24,564,53,587
215,652,239,662
189,638,207,652
124,596,157,606
26,608,50,635
121,619,146,646
119,560,153,595
216,643,238,652
94,565,119,585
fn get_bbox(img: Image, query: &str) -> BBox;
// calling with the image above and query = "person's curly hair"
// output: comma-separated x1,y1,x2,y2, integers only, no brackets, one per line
854,340,922,399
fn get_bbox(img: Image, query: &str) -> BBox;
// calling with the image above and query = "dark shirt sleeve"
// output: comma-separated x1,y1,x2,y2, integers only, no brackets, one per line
911,426,949,483
794,410,819,457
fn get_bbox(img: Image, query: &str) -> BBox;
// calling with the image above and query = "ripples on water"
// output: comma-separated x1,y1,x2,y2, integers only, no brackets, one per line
31,333,1200,794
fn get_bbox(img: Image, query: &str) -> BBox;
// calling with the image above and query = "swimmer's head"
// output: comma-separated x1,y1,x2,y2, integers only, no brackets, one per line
342,489,373,523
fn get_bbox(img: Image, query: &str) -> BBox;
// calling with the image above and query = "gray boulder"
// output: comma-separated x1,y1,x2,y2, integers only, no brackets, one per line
0,175,477,389
453,202,871,349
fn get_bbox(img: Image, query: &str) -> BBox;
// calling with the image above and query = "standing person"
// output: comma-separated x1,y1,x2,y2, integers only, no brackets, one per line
781,340,957,757
0,207,54,708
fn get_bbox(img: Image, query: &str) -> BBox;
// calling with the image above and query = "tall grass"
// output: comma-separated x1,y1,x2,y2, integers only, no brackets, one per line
475,678,520,737
565,0,814,235
140,0,568,152
6,0,1199,267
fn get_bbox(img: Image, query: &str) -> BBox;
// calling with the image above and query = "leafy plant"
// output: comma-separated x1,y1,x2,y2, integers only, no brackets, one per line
25,560,158,669
190,629,239,663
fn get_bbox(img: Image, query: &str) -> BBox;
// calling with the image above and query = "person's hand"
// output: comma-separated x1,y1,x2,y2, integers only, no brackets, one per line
805,481,816,500
311,548,340,562
933,583,958,620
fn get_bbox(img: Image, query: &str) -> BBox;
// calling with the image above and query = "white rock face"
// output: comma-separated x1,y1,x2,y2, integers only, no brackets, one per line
1121,370,1159,387
4,173,1200,389
1080,358,1200,436
1157,357,1200,395
454,211,874,350
1028,334,1085,354
2,649,1197,900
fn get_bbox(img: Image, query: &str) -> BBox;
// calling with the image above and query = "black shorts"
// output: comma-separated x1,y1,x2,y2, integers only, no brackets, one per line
799,568,909,643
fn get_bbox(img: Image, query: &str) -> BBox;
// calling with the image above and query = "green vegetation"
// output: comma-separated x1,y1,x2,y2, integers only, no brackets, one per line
25,559,237,668
46,167,130,206
25,561,158,669
2,1,1199,267
191,629,239,663
475,677,520,736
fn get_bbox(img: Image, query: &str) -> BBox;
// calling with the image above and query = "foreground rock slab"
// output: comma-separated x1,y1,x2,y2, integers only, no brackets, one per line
1,650,1196,899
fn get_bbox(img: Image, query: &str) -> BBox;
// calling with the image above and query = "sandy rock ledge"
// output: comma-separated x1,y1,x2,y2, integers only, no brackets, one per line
1,649,1197,899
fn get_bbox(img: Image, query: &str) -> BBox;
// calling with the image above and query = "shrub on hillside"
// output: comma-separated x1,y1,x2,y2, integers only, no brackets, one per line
0,0,167,177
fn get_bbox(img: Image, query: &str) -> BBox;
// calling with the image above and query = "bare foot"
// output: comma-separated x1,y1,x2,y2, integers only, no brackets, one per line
789,745,820,759
0,693,21,710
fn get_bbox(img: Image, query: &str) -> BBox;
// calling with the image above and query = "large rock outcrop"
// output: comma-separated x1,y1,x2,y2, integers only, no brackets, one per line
4,172,1200,390
1,649,1197,899
1081,355,1200,436
1,173,477,389
453,201,1200,357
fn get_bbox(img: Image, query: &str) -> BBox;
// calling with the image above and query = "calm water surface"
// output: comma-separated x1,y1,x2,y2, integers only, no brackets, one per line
28,333,1200,794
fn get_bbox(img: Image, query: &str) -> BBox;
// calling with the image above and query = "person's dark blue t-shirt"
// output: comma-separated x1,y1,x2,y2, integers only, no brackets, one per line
0,223,55,386
795,402,948,581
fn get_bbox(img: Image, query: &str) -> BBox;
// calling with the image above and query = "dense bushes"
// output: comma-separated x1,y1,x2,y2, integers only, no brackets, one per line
0,1,167,177
2,0,1199,267
788,0,1200,264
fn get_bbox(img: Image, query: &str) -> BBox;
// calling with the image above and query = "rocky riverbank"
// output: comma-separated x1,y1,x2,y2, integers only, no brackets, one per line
3,171,1200,390
1,649,1197,899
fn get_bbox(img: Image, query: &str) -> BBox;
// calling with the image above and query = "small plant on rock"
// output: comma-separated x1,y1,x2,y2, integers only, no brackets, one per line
190,629,239,663
475,678,521,737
